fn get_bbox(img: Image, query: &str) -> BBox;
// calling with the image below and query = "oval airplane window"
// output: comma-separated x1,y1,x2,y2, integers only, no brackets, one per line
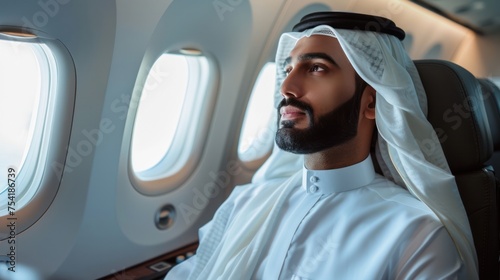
238,62,276,162
130,52,213,190
0,33,74,224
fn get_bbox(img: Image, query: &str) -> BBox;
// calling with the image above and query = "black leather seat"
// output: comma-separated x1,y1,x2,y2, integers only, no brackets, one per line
479,78,500,279
480,78,500,172
414,60,499,280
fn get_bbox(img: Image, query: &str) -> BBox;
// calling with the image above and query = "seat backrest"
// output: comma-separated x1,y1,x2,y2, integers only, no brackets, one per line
480,78,500,168
414,60,499,280
479,78,500,279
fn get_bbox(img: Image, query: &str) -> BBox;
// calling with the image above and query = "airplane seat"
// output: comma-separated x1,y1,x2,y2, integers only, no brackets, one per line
414,60,499,280
479,77,500,279
479,78,500,172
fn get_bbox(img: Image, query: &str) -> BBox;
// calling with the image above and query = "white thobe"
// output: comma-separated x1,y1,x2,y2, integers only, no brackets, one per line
166,156,464,279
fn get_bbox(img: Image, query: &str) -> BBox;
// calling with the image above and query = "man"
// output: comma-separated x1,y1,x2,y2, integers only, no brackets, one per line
166,11,478,279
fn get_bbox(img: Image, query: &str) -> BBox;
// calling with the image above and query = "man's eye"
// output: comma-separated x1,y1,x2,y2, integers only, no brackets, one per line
283,67,292,76
310,65,324,72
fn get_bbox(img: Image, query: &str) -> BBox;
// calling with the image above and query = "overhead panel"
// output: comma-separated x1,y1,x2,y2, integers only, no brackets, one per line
411,0,500,34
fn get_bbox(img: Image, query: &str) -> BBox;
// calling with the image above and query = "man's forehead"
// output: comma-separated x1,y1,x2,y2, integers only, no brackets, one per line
290,35,342,53
288,35,343,58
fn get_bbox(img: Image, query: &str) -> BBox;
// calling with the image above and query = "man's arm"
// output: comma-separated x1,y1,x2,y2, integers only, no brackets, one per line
395,222,466,279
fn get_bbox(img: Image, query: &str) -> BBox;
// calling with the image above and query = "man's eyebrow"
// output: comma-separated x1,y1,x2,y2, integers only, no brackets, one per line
282,52,339,70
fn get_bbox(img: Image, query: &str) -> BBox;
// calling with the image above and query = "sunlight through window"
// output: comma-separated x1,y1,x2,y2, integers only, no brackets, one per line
131,54,189,172
238,62,276,162
0,40,42,194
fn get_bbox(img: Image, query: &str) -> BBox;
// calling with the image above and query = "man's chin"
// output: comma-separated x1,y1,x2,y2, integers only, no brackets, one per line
275,140,315,154
280,119,310,130
275,130,306,154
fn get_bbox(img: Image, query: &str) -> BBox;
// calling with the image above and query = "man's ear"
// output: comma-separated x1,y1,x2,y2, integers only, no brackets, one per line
363,85,376,120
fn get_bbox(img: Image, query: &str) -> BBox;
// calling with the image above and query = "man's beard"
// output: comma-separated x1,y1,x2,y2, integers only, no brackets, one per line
275,76,367,154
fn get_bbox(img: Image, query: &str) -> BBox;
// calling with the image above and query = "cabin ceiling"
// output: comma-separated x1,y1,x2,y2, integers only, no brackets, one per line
411,0,500,34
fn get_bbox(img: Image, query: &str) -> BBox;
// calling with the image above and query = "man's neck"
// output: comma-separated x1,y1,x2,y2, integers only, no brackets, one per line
304,143,370,170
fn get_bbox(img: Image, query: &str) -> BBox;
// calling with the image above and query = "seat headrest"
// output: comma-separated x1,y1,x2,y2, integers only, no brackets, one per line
414,60,493,173
478,78,500,150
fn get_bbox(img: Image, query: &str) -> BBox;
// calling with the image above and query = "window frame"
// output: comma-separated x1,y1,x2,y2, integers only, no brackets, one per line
0,29,76,238
128,50,218,196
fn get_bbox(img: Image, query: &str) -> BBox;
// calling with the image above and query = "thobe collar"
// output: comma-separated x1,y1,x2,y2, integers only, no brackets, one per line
302,155,376,195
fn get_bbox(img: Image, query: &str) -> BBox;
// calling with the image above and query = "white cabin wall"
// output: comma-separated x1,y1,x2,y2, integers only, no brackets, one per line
56,1,178,278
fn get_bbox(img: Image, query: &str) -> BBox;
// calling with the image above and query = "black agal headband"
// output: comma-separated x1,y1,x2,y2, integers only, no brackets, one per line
292,11,405,41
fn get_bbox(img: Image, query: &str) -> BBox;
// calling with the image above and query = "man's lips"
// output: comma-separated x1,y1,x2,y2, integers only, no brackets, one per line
280,105,306,121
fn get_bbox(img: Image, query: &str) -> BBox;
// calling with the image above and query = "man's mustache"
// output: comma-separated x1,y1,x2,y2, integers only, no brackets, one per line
277,98,313,118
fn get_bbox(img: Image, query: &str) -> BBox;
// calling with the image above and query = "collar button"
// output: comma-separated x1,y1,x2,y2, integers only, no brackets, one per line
309,185,319,193
310,176,319,183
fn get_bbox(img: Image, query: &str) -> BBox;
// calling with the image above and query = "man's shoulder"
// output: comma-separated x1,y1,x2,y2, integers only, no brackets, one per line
359,175,441,221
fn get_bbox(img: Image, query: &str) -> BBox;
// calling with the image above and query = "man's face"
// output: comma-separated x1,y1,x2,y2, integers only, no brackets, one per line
276,35,365,154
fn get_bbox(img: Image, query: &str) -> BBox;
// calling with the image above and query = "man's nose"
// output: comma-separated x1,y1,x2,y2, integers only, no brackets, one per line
280,71,302,99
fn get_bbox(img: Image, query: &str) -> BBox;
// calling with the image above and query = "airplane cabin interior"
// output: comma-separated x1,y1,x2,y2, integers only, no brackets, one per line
0,0,499,279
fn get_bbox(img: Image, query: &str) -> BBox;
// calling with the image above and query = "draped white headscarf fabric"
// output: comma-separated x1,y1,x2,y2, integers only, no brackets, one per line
189,25,478,280
274,25,478,279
